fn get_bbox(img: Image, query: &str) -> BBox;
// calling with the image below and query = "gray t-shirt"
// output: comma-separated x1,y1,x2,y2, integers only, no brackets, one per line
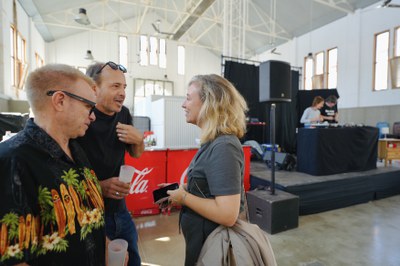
181,134,245,266
187,134,244,206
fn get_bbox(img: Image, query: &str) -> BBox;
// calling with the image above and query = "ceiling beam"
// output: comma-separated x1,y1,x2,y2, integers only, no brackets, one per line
192,22,218,43
313,0,354,14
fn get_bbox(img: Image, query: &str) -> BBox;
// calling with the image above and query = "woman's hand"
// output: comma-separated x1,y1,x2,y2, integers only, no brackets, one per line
167,184,187,206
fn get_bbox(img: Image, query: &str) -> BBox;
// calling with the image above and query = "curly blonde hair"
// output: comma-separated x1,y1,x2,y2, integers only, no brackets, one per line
189,74,248,143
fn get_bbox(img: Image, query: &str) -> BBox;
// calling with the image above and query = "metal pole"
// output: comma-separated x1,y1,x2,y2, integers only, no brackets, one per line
270,103,276,195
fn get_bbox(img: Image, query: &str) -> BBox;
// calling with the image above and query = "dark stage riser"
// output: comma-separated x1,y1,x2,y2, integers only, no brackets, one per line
249,162,400,215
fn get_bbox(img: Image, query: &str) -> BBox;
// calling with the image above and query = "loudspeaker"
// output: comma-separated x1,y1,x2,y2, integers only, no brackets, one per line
247,189,299,234
262,151,288,170
259,60,291,102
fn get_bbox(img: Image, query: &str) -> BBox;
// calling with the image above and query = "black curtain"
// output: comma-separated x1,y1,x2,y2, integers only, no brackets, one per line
280,70,299,153
224,60,299,153
224,61,266,144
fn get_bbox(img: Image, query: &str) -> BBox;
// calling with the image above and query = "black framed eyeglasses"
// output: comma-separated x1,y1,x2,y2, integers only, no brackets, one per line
95,61,127,74
46,90,96,115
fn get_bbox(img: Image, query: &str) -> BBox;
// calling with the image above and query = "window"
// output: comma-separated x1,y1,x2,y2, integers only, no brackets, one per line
304,55,313,90
327,48,338,89
304,49,337,90
139,35,149,66
159,39,167,69
133,79,174,114
178,45,185,75
312,51,324,89
395,26,400,57
119,35,128,68
315,52,324,75
139,36,167,68
134,79,173,98
391,27,400,88
149,37,158,65
35,52,44,68
10,27,14,85
10,25,27,89
373,31,389,91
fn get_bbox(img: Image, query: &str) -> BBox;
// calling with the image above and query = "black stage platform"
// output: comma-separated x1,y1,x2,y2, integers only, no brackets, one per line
249,161,400,215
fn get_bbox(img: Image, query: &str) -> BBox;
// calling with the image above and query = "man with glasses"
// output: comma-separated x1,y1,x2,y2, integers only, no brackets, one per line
0,64,106,265
78,61,144,266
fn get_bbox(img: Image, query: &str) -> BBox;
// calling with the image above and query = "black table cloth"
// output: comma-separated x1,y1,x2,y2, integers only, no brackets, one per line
297,126,378,175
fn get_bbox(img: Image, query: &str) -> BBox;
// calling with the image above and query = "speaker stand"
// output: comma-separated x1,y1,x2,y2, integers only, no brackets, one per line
270,103,276,195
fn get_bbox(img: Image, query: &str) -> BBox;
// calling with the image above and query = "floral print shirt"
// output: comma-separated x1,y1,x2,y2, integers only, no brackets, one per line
0,119,105,266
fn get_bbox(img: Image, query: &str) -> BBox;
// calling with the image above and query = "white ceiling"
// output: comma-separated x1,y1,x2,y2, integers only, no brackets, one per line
19,0,392,58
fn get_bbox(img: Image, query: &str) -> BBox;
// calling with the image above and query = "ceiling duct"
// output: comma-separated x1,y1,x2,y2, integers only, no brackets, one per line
172,0,215,41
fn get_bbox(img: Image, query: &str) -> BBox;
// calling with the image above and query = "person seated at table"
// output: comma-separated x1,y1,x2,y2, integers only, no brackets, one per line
320,95,339,123
300,96,324,125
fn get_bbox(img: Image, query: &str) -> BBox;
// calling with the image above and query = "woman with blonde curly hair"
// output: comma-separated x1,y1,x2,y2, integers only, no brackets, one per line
167,74,248,265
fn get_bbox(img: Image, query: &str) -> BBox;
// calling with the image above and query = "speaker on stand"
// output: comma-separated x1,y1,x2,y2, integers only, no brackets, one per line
259,60,291,195
247,60,298,233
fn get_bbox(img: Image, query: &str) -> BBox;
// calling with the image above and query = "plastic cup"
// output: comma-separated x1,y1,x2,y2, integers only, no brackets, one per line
108,239,128,266
119,165,135,183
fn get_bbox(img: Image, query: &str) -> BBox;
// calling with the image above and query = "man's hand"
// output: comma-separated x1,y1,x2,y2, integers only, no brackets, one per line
99,177,130,199
116,122,143,145
334,113,339,122
116,122,145,158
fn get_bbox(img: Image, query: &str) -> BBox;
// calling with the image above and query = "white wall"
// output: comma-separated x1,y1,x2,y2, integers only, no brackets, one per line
0,0,45,100
255,6,400,109
150,96,201,148
46,17,220,111
3,2,399,112
1,0,14,98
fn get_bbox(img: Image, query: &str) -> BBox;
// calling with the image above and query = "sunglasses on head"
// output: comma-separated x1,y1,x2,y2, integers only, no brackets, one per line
96,61,127,74
47,90,96,116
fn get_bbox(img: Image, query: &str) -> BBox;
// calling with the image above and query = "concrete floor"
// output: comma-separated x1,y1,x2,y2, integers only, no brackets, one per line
134,194,400,266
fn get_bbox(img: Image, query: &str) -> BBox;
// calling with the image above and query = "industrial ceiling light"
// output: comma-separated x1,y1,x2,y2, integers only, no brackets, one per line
379,0,400,8
271,48,281,55
151,19,174,36
84,50,94,60
74,8,90,25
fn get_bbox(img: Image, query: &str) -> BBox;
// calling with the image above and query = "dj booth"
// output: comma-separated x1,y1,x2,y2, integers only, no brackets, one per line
297,126,379,176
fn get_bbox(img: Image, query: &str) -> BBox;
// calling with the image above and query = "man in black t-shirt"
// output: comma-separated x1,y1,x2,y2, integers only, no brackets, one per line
320,95,339,123
77,61,144,266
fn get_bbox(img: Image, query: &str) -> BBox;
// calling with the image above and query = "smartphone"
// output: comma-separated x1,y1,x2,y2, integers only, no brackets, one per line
153,183,179,203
